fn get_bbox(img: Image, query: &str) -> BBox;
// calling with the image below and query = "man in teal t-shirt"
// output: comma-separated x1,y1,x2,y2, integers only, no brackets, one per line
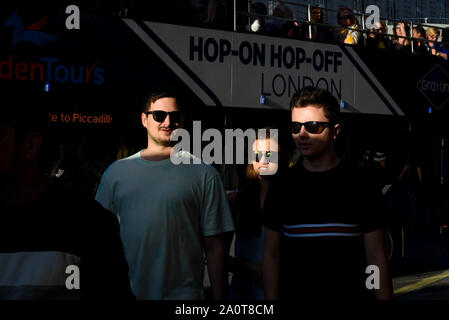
96,91,234,299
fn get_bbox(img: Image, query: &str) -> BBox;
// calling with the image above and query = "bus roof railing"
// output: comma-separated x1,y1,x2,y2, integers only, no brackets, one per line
236,0,449,53
268,0,449,31
238,10,445,49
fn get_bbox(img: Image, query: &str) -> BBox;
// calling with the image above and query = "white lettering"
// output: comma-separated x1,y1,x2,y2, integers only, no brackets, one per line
365,265,380,290
65,5,80,30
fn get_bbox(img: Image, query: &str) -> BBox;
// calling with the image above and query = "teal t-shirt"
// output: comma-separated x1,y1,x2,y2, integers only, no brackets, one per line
95,151,234,299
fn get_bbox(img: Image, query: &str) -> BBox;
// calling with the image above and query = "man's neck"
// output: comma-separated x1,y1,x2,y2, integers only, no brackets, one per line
140,143,172,161
302,152,341,172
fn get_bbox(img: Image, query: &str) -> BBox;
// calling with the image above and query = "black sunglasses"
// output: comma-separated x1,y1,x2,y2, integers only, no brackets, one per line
144,110,183,123
253,151,278,162
291,121,330,134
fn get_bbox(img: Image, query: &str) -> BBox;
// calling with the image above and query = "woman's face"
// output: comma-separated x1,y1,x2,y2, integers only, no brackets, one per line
311,9,322,23
251,138,279,177
427,33,438,41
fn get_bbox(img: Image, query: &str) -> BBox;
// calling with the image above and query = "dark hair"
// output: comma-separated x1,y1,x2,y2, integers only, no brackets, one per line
289,86,340,123
442,27,449,43
413,25,426,38
142,90,184,113
393,21,410,37
337,7,357,26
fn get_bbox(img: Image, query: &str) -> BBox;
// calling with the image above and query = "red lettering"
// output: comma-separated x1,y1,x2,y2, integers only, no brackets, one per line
15,62,28,80
0,55,13,79
85,61,98,83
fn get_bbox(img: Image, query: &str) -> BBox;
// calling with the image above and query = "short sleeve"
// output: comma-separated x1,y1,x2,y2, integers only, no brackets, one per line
200,172,235,236
95,165,116,214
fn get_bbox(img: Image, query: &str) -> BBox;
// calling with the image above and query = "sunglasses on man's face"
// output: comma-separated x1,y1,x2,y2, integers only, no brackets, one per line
253,151,278,162
145,110,183,123
291,121,330,134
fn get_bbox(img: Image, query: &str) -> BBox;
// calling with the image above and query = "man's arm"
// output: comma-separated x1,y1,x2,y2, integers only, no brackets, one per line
263,227,281,300
364,229,393,300
204,233,230,300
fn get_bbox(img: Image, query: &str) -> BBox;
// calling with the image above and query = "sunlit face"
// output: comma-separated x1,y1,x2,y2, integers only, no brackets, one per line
427,32,438,46
141,97,182,147
395,23,407,37
251,138,279,176
370,22,385,38
291,105,339,159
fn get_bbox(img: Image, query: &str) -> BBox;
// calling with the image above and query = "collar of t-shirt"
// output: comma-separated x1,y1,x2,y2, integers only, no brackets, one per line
297,159,344,177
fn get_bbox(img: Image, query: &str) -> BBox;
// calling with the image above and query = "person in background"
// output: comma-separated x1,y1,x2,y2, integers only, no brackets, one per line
228,128,292,300
0,83,134,300
412,25,429,55
367,20,391,49
392,22,411,51
441,27,449,45
300,6,333,43
359,149,391,192
440,27,449,59
265,4,294,37
336,7,361,45
116,136,134,160
426,27,449,60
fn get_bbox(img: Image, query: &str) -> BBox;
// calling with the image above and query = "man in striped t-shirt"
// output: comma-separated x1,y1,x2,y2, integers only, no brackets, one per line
263,87,393,301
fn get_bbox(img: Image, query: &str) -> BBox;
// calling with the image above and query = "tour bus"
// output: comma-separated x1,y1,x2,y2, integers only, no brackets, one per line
1,2,449,266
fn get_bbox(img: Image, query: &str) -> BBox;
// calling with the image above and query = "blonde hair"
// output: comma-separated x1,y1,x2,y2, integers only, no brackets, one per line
426,27,440,38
